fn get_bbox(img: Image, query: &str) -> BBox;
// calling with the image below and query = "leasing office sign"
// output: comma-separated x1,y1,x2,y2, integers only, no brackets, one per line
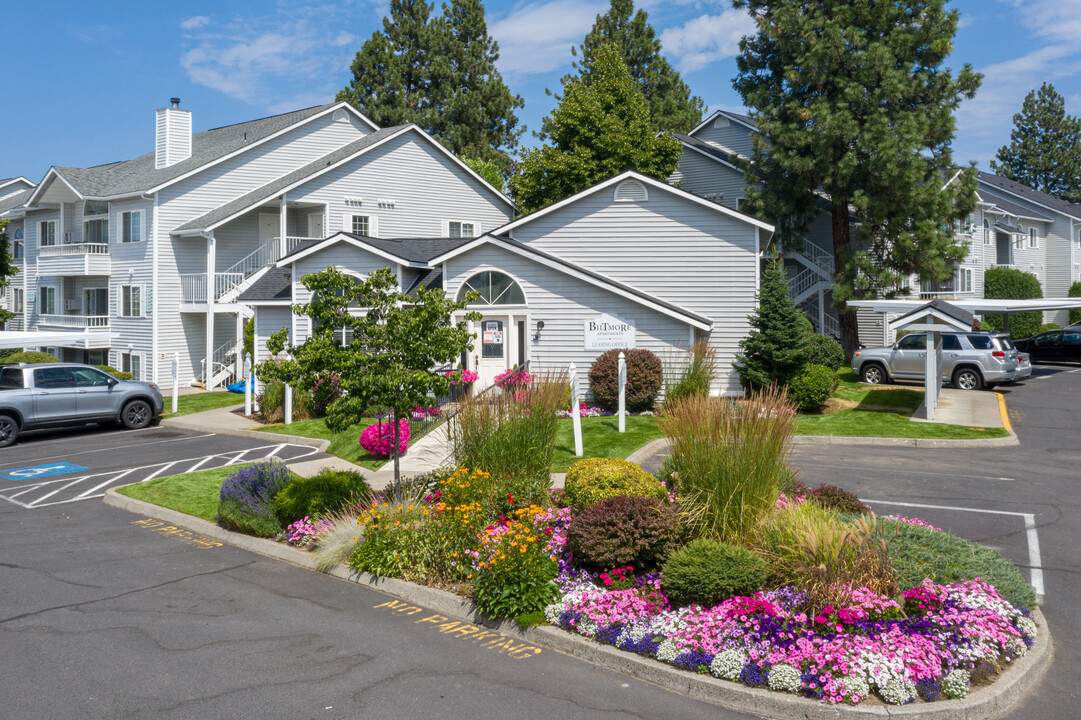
584,315,636,350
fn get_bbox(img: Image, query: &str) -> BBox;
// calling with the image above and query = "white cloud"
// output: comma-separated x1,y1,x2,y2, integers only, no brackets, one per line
1007,0,1081,44
658,8,757,73
180,16,210,30
489,0,607,77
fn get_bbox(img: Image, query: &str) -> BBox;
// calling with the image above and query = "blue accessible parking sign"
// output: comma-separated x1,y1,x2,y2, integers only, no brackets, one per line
2,462,89,481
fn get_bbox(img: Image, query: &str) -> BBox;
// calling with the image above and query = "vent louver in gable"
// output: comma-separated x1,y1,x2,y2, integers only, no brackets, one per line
614,178,648,202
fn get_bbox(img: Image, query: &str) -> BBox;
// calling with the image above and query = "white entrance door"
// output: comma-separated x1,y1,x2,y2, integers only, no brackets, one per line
476,317,510,388
307,213,324,239
258,213,278,244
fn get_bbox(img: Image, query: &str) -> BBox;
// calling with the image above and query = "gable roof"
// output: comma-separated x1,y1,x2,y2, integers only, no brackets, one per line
688,109,758,137
981,193,1052,222
237,268,293,303
490,170,774,237
0,188,33,216
25,103,380,203
977,171,1081,222
673,133,743,171
0,177,34,194
427,233,713,331
278,232,478,268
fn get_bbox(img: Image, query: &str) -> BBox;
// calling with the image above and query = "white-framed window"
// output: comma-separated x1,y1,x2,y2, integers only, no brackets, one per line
84,288,108,315
955,267,974,293
120,352,142,381
345,213,377,237
12,227,23,259
983,219,991,245
84,200,109,244
447,220,476,239
1029,227,1039,249
1014,224,1024,249
39,220,57,247
12,288,23,314
40,286,57,315
121,210,142,243
120,285,142,318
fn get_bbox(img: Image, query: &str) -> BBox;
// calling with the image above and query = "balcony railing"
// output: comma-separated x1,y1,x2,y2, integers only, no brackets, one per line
181,274,207,303
38,314,110,329
39,243,109,257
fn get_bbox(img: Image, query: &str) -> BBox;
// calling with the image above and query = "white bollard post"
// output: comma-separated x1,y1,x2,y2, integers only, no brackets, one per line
244,353,252,416
171,353,179,414
284,382,293,425
569,362,583,456
200,358,206,391
617,351,626,433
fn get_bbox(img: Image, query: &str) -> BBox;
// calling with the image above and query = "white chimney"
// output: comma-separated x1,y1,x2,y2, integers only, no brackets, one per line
155,97,192,169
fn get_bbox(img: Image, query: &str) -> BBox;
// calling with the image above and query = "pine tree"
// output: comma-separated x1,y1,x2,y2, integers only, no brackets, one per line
733,0,982,358
0,220,15,323
337,0,523,170
736,259,810,390
509,43,682,213
991,83,1081,204
546,0,703,135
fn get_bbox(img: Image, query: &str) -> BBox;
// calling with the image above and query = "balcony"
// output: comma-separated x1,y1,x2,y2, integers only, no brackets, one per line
38,314,110,329
37,243,111,276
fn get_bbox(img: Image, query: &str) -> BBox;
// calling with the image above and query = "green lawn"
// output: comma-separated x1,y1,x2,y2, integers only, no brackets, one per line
116,466,236,521
256,417,388,471
163,391,244,418
551,415,664,473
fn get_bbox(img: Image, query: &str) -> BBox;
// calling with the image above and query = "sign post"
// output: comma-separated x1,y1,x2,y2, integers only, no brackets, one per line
283,354,293,425
617,351,626,433
569,363,583,456
244,353,252,416
171,353,179,414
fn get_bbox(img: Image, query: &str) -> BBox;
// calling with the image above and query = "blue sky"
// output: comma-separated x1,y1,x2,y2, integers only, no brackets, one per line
5,1,1080,183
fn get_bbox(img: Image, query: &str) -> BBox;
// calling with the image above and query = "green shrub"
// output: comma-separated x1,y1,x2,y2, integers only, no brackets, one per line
273,468,371,526
983,267,1044,340
805,334,844,370
216,462,291,538
786,364,839,412
567,495,681,571
807,484,868,514
661,538,770,608
1041,323,1062,332
0,351,58,364
1071,282,1081,325
589,348,663,412
664,339,718,404
94,365,133,380
883,519,1035,609
562,457,666,508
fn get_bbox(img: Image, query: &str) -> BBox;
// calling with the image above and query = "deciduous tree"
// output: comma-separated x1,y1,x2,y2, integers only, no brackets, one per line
992,83,1081,204
0,220,16,324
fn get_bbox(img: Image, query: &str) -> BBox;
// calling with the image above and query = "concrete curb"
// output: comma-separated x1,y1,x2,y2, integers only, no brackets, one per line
791,432,1019,448
102,488,1051,720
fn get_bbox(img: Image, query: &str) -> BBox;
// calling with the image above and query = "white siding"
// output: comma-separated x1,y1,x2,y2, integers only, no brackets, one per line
691,116,756,157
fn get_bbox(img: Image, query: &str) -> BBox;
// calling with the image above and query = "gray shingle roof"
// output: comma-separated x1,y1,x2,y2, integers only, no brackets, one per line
981,188,1054,222
279,233,478,265
674,132,740,165
405,267,443,298
173,125,410,233
978,171,1081,221
237,268,293,303
0,188,33,215
50,104,340,198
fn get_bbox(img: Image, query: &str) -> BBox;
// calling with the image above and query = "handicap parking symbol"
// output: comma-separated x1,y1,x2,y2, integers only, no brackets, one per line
2,462,89,481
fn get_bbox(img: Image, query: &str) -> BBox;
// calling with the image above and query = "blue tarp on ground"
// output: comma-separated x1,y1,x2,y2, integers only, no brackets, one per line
226,380,248,394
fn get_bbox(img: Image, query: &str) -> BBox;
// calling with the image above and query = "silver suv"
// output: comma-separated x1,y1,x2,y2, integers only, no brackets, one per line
0,363,164,447
851,331,1020,391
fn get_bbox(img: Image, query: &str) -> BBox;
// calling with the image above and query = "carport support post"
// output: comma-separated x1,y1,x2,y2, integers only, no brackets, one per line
570,363,583,456
171,353,179,415
243,353,252,417
617,351,626,433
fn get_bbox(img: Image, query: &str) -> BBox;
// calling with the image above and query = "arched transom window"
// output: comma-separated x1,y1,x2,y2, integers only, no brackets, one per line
457,271,525,305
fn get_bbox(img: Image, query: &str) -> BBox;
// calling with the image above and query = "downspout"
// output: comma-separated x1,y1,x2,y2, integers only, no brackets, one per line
144,192,159,382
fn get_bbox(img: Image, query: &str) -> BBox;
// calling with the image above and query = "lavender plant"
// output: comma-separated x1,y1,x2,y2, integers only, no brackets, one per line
217,461,291,537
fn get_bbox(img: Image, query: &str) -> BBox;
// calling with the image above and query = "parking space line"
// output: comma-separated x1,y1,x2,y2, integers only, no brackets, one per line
76,468,137,499
265,444,287,459
138,461,179,484
805,462,1014,482
223,449,253,466
185,455,216,473
0,432,217,470
865,498,1045,599
28,476,97,507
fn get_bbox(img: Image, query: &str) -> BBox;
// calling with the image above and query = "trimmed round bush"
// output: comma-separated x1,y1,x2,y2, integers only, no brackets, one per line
786,363,839,412
273,468,372,526
563,457,666,508
0,351,58,364
588,348,662,412
567,494,681,571
805,334,844,370
661,538,770,608
808,483,867,514
94,365,133,380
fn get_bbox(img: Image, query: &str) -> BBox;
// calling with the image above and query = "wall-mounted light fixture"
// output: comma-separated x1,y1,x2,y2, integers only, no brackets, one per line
533,320,545,342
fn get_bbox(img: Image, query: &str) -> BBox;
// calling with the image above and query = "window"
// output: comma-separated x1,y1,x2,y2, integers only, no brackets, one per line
39,220,57,247
121,210,142,243
1029,227,1038,249
983,219,991,245
12,227,23,259
457,271,526,305
955,267,973,293
942,334,963,351
33,367,73,389
87,349,105,365
349,214,370,236
0,368,23,390
84,288,108,316
12,288,23,314
72,367,111,387
84,200,109,244
448,221,476,238
1014,224,1024,249
120,285,142,317
968,335,992,350
897,334,926,350
40,286,57,315
120,352,141,381
84,200,109,216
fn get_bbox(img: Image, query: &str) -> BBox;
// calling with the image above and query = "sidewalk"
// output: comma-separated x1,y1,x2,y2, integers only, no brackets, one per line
911,388,1006,428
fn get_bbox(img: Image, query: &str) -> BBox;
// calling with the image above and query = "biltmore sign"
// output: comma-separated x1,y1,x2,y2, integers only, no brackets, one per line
584,314,636,350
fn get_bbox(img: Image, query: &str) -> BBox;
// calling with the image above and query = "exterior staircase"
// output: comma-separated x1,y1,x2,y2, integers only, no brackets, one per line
787,238,841,339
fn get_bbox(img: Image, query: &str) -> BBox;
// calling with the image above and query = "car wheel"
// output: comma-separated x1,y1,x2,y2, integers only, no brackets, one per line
0,414,19,448
121,400,152,430
952,367,983,391
860,363,887,385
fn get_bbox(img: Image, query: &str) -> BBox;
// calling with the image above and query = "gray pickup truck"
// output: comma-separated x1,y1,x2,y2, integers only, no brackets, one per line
0,363,164,447
851,331,1020,391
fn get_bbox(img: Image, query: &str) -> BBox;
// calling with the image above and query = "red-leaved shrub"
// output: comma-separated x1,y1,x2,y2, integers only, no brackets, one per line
588,348,662,412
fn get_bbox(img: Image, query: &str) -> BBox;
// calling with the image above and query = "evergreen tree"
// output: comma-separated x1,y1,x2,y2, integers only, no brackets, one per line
736,258,810,391
510,43,682,213
733,0,981,358
991,83,1081,204
0,220,15,324
338,0,523,170
546,0,703,135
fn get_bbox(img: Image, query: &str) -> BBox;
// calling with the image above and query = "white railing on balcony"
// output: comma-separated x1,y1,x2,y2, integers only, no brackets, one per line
279,236,316,257
39,314,110,329
181,274,207,303
215,272,244,299
788,267,821,300
39,243,110,257
801,239,834,273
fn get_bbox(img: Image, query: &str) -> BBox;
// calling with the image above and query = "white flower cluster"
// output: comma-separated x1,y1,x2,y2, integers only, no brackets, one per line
645,606,695,637
710,648,747,680
1016,615,1038,640
543,603,565,625
839,673,870,703
878,677,916,705
767,663,802,693
942,669,970,699
575,617,598,638
1004,635,1028,657
854,650,905,692
656,639,681,663
615,625,648,648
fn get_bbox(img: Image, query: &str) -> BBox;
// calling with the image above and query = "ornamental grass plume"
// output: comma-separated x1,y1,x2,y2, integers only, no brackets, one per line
658,386,795,544
312,492,375,572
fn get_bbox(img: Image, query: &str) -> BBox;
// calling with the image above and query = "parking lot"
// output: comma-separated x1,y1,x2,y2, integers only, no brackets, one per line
0,424,320,509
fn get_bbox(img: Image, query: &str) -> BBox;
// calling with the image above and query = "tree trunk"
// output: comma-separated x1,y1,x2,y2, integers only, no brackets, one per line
392,411,401,497
831,198,860,360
